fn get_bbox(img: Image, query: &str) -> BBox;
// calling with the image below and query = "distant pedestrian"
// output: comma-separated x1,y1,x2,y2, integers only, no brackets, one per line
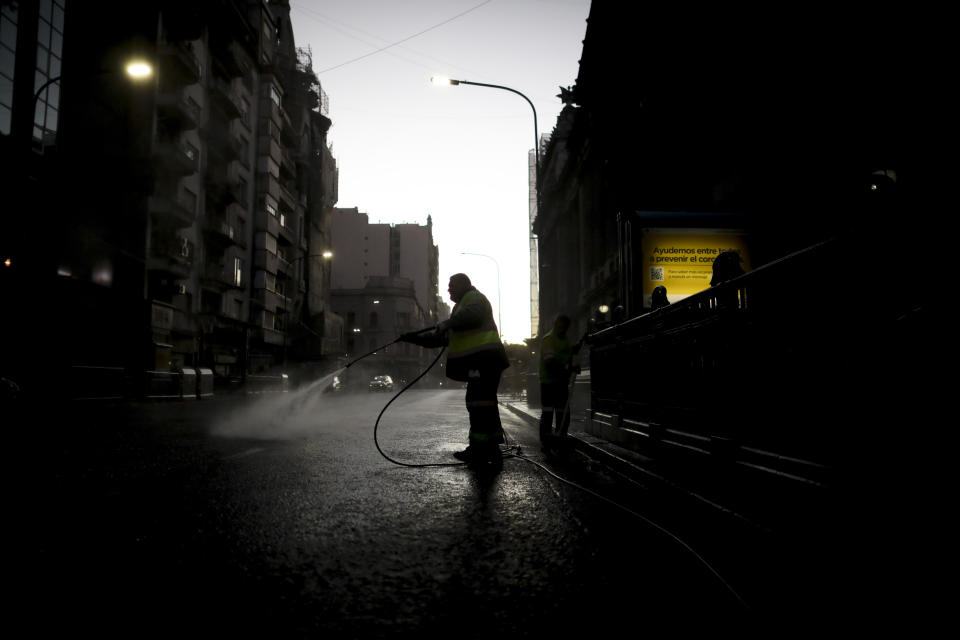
710,250,745,286
710,250,745,309
651,285,670,311
538,314,580,452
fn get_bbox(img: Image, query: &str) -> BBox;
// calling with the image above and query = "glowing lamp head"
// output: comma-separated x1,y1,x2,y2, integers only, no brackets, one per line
125,60,153,80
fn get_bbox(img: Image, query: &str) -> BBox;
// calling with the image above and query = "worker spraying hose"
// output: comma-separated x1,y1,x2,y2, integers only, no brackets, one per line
397,273,509,467
342,302,748,610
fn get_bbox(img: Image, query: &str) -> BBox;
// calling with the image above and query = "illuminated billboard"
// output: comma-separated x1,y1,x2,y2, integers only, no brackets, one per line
640,228,750,307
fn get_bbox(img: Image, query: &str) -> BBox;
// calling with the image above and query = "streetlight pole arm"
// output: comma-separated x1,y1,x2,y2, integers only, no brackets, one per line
450,79,539,191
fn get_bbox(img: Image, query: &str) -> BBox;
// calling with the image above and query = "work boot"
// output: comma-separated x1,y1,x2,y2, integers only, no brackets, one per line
452,447,474,462
472,444,501,466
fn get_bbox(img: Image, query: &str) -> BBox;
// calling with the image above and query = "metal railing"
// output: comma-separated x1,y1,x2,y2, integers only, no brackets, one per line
586,239,863,526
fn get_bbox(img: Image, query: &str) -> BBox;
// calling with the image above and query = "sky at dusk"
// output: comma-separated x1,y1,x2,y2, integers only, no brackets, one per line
289,0,591,344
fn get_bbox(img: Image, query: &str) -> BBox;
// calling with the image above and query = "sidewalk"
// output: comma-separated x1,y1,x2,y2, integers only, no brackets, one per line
499,396,673,488
497,395,766,533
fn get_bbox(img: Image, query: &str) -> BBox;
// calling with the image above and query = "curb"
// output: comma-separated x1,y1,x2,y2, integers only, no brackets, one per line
498,399,766,533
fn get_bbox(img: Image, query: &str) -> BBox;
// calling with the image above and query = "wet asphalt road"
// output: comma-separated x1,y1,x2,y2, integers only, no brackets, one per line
9,387,748,637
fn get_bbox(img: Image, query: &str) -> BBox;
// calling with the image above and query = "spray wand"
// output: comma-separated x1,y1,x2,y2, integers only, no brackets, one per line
345,325,438,369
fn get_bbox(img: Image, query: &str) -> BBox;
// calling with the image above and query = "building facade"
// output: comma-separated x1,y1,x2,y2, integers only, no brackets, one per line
0,0,341,397
329,208,443,384
534,0,917,339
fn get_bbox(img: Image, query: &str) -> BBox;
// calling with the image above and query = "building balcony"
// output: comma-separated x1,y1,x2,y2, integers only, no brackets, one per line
210,77,244,119
148,236,194,279
278,181,298,209
159,42,201,86
202,261,240,291
227,202,248,246
154,140,199,177
281,111,298,147
263,99,283,128
256,134,283,166
275,252,295,279
203,212,238,255
202,118,237,160
254,248,280,276
213,39,248,79
254,208,282,238
232,137,250,169
278,215,296,245
279,147,297,180
251,286,285,313
205,169,243,207
156,90,201,130
149,194,196,229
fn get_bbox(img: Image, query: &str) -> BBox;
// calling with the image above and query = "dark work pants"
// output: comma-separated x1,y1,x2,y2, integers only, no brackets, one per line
464,367,504,448
540,381,570,446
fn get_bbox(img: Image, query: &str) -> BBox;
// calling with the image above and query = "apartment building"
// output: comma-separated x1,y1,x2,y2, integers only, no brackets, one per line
0,0,340,397
329,208,444,383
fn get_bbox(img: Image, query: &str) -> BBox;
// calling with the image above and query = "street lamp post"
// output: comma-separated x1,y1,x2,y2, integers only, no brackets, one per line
430,76,540,201
32,59,154,130
461,252,502,339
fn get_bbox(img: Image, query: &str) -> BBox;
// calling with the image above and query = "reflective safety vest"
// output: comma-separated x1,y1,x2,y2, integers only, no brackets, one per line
539,329,572,384
445,288,507,380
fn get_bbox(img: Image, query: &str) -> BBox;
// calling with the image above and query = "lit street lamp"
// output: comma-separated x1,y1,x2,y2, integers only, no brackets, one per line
430,76,540,200
461,252,502,339
32,59,154,111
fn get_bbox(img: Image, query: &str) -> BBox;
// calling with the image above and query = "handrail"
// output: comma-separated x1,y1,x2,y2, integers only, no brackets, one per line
590,237,839,343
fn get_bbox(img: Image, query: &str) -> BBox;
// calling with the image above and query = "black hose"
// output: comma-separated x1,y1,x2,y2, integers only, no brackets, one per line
357,331,745,608
345,339,399,369
372,346,469,468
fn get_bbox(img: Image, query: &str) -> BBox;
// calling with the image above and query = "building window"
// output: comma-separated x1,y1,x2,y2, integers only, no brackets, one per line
270,84,281,107
0,3,18,135
369,311,378,327
32,0,66,144
233,257,243,287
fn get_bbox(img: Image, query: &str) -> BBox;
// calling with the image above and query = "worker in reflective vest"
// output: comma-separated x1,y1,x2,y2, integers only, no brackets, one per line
400,273,509,465
539,314,579,451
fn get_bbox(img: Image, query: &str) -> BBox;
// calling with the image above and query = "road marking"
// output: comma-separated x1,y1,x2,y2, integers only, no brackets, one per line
223,447,265,460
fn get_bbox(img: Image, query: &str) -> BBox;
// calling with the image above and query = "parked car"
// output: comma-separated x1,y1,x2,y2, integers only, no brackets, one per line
368,375,394,392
